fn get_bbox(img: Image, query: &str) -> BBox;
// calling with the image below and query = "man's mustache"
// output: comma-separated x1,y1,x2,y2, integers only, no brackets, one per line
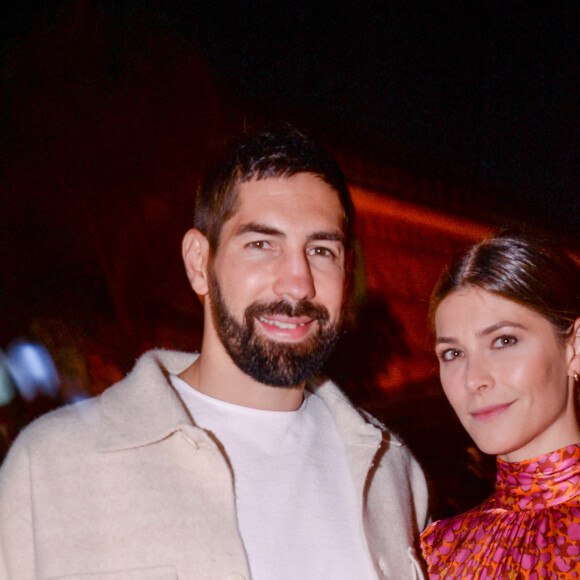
245,299,330,323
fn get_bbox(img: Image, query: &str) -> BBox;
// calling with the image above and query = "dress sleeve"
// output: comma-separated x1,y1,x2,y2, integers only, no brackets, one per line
419,520,438,561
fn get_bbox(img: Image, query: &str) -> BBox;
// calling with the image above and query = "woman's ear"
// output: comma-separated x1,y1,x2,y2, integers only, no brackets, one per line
567,317,580,379
182,229,211,297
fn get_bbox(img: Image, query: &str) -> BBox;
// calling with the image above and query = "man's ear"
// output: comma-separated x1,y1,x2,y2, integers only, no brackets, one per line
567,317,580,378
182,228,211,297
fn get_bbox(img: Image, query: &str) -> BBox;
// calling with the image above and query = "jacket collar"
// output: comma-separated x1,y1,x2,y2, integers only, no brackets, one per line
307,376,390,449
96,349,395,454
96,350,199,452
308,375,400,499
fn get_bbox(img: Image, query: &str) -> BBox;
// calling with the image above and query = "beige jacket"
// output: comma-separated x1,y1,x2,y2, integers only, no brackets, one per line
0,350,429,580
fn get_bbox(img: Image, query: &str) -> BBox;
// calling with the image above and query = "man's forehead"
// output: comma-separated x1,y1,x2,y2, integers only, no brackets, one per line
237,172,333,193
208,175,349,255
234,174,343,216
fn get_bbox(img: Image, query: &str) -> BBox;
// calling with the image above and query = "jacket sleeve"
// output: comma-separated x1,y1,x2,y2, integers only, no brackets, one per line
410,451,431,532
0,435,36,580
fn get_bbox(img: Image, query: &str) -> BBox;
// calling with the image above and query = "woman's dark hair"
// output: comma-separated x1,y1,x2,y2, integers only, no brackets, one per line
430,234,580,340
194,126,354,253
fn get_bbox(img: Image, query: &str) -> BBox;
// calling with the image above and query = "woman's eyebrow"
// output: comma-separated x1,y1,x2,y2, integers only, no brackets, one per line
476,321,527,337
436,321,528,345
435,336,457,345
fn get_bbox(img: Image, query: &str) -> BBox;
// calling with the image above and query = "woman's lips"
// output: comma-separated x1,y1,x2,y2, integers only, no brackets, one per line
470,401,515,422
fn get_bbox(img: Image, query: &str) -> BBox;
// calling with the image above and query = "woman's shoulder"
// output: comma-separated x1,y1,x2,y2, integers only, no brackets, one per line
420,495,496,554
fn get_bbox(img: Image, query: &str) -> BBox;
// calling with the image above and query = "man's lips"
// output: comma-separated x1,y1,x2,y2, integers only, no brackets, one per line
257,315,313,330
469,401,515,422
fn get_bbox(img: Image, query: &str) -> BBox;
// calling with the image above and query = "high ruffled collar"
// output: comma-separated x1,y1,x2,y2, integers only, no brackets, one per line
494,444,580,510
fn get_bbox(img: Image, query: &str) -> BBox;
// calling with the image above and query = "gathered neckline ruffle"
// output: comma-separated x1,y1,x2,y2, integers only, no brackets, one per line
493,444,580,510
420,443,580,579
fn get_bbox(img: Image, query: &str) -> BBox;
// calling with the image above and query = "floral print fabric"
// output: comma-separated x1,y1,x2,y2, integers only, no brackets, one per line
420,444,580,579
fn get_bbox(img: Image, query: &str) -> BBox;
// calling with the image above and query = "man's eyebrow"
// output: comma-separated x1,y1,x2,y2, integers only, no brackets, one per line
436,321,528,345
234,223,284,237
234,224,345,244
308,231,345,244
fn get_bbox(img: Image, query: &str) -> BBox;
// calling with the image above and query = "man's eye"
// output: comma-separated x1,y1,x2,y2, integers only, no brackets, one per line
247,240,270,250
439,349,462,362
310,247,336,258
492,335,517,349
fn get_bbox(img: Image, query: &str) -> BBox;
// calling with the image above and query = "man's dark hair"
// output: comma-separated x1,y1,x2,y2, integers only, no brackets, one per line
194,126,355,253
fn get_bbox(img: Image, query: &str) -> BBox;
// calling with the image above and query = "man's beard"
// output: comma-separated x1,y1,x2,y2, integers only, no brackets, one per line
208,268,341,387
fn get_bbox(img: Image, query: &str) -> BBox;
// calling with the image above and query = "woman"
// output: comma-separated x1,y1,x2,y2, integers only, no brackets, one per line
420,234,580,579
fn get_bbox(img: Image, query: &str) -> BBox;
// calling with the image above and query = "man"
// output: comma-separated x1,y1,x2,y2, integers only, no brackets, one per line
0,127,429,579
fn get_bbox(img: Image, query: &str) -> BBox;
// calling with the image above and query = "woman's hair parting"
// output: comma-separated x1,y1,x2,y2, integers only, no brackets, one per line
430,233,580,339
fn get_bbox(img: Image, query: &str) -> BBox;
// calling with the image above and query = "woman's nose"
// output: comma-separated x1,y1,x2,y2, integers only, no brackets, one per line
464,355,494,392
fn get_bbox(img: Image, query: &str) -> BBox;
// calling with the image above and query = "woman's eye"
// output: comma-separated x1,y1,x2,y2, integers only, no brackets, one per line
492,335,517,349
439,349,463,362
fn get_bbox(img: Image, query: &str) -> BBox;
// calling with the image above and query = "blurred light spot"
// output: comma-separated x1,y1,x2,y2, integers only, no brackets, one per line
5,340,60,401
69,393,89,404
0,353,16,405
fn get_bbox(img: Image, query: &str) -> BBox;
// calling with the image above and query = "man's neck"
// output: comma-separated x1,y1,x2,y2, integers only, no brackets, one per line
178,349,305,412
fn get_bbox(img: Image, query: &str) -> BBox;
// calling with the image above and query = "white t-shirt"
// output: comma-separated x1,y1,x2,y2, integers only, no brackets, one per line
171,375,377,580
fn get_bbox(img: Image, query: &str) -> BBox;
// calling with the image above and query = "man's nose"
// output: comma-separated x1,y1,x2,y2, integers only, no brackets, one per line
272,251,316,302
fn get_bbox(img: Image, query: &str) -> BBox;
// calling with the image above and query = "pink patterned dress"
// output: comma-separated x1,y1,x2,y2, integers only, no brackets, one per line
420,444,580,579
